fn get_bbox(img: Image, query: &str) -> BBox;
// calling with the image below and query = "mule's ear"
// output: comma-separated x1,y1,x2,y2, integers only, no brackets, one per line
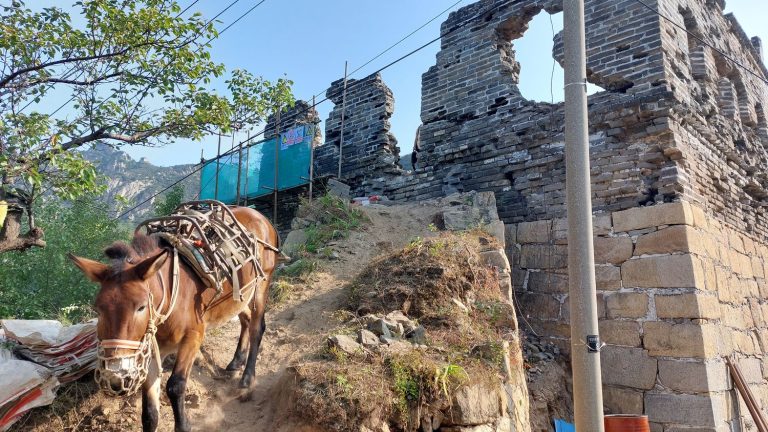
133,249,169,281
68,254,110,282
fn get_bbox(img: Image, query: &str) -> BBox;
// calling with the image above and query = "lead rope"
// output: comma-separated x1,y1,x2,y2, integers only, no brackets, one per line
148,248,181,373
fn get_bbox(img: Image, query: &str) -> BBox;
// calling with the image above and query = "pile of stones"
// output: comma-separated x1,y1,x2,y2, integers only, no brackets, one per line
522,332,561,376
328,311,427,355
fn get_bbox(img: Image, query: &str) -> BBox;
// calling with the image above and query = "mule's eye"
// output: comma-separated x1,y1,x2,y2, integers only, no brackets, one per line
137,305,146,313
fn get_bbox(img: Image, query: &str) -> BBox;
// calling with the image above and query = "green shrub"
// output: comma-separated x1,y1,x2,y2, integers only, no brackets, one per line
0,196,131,322
298,194,367,254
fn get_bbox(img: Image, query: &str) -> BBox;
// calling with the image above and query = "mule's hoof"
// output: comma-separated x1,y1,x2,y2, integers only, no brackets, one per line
239,373,254,389
225,359,244,371
238,390,254,403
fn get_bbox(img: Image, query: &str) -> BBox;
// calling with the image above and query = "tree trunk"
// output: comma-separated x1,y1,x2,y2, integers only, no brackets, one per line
0,190,46,254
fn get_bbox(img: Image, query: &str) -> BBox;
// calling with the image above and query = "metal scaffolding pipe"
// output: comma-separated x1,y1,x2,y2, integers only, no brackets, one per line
309,95,316,205
214,133,221,200
338,61,348,180
273,107,281,223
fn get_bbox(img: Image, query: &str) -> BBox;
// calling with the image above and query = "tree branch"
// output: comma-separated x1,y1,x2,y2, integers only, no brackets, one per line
0,227,46,253
60,127,109,151
30,71,123,87
0,41,159,89
0,206,46,253
102,128,162,144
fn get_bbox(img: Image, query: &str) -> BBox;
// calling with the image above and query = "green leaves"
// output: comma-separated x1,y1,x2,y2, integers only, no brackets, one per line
0,195,131,320
153,184,184,216
1,0,294,206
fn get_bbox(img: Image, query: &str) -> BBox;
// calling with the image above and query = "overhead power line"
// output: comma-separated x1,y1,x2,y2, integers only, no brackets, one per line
116,0,508,219
347,0,464,79
205,0,269,44
631,0,768,85
178,0,200,16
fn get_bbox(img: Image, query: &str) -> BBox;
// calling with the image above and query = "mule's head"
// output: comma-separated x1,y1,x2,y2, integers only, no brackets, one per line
69,242,168,396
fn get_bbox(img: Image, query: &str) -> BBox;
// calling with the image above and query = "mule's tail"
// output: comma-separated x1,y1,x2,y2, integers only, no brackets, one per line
270,220,292,263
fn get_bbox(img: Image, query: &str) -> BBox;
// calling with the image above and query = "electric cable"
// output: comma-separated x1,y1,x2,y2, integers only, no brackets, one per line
116,0,510,219
631,0,768,85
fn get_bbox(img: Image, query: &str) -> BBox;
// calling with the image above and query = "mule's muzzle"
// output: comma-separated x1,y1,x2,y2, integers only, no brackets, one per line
95,334,153,397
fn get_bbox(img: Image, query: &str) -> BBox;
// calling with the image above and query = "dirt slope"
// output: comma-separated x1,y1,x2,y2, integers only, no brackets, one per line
187,203,439,432
13,202,439,432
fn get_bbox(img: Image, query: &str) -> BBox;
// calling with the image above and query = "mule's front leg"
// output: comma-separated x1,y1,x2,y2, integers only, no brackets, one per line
141,354,162,432
240,288,268,389
167,333,202,432
226,310,251,371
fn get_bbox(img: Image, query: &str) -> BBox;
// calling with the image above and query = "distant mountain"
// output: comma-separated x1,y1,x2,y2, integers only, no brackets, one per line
399,152,413,171
81,143,200,221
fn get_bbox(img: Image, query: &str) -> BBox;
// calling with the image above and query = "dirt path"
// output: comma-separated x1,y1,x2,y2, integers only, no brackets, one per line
151,203,440,432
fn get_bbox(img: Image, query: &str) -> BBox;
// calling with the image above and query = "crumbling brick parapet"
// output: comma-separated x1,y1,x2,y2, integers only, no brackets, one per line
313,73,403,195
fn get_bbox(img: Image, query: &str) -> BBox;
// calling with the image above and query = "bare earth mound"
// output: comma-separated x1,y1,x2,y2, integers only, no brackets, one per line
286,232,524,432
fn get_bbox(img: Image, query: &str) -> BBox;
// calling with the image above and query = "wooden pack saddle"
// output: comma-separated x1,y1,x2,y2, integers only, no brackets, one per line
135,200,279,303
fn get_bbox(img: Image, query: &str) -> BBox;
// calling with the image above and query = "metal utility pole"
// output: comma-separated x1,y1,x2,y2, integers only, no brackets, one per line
564,0,604,431
273,107,281,223
338,61,348,179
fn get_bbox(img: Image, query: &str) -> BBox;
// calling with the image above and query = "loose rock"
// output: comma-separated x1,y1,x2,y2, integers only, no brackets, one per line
328,334,363,355
358,329,380,347
405,325,427,345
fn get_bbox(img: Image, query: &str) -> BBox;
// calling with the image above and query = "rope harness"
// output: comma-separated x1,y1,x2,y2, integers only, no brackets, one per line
95,200,278,396
95,249,181,396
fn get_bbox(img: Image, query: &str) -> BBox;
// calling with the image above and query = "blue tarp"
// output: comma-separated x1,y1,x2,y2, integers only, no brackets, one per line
200,124,315,203
554,419,575,432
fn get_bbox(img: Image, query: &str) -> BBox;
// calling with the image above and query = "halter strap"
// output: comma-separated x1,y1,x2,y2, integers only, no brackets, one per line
99,339,142,350
152,248,180,328
98,248,180,357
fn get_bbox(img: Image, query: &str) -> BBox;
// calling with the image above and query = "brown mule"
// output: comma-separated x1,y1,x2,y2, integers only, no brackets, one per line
69,206,280,432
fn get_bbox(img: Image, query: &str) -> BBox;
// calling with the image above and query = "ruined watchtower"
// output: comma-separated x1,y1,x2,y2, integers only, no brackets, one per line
310,0,768,429
401,0,766,430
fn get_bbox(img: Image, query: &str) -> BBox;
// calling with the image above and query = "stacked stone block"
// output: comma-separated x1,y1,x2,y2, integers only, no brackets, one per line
508,201,768,431
263,100,322,146
313,73,404,196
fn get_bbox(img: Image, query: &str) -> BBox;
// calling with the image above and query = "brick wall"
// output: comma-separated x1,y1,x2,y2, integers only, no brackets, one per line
313,73,404,196
313,0,766,238
508,201,768,431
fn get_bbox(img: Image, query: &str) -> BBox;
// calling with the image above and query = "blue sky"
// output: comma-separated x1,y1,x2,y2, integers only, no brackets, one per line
37,0,768,166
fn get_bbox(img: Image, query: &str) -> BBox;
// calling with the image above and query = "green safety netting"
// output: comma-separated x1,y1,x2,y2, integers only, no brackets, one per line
199,124,314,203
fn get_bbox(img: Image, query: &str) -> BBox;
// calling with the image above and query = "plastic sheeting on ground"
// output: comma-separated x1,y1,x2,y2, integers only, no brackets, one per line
0,320,98,431
1,319,98,383
0,357,59,431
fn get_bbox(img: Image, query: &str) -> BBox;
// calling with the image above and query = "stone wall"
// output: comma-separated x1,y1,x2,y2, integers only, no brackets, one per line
313,73,404,195
352,0,680,221
264,100,323,146
321,0,767,236
508,201,768,431
655,0,768,240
